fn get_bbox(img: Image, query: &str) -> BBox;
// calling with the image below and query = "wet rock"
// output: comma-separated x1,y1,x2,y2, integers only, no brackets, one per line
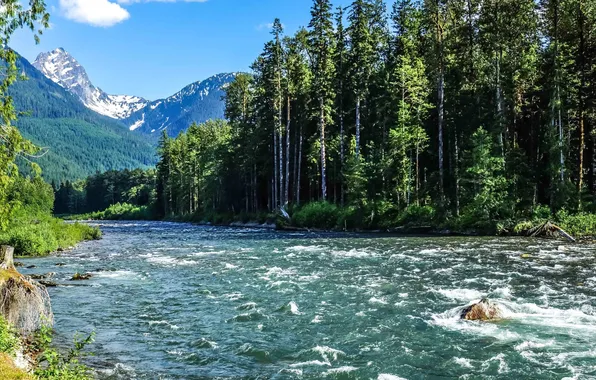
55,263,66,267
520,253,532,259
460,298,502,321
38,280,58,287
14,262,24,267
57,248,65,252
26,265,36,269
29,273,56,280
71,272,92,281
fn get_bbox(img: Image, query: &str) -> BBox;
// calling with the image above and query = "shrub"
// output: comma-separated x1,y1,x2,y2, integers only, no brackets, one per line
293,202,340,230
0,317,18,355
556,210,596,237
396,205,436,227
33,324,95,380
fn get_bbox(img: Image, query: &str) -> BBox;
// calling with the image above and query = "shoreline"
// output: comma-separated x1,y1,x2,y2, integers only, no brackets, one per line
75,218,593,243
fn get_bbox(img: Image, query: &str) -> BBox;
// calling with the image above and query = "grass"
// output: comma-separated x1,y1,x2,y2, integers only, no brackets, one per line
0,215,101,257
0,353,31,380
0,314,29,380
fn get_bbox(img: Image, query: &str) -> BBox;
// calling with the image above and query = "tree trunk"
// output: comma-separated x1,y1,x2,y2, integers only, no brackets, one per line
320,98,328,200
438,71,445,202
340,102,345,206
297,123,303,206
0,246,14,270
279,125,284,207
285,97,291,206
355,96,361,160
273,129,279,209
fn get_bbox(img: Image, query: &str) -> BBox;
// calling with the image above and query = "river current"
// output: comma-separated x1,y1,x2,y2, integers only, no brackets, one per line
19,221,596,379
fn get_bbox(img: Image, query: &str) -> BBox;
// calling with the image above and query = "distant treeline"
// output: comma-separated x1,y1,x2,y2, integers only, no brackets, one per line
53,169,156,215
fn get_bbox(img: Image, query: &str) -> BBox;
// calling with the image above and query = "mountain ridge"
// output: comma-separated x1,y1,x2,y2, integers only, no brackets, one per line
33,48,237,137
13,53,157,182
33,48,148,119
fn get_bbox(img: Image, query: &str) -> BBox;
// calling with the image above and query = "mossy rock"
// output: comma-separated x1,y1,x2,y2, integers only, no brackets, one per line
71,273,92,281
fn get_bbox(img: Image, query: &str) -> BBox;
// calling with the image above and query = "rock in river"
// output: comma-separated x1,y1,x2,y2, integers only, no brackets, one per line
71,272,93,281
460,298,503,321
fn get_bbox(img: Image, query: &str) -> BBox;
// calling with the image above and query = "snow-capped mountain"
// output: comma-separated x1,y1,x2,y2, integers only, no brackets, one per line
33,48,237,137
33,48,148,119
123,73,238,136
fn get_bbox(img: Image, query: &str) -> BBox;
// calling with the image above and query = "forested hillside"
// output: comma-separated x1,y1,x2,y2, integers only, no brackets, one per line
12,55,157,182
152,0,596,232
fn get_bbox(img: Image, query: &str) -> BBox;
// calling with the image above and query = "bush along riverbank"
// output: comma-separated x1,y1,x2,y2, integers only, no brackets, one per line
0,246,95,379
0,177,101,257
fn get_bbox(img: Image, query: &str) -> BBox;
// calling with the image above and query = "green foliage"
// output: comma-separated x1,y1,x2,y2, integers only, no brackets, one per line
74,203,153,221
293,201,340,229
33,324,94,380
457,127,510,230
0,317,18,355
396,205,436,227
0,176,101,256
555,210,596,237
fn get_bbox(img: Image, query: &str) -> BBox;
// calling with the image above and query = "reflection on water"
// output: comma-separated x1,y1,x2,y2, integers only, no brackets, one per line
19,221,596,379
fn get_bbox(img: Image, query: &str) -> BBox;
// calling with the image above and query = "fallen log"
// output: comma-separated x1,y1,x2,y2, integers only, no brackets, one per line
528,221,576,243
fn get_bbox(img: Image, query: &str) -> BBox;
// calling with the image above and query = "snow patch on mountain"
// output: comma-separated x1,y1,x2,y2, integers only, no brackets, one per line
33,48,148,119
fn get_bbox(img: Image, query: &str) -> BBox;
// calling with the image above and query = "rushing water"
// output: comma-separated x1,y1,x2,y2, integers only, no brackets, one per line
18,221,596,379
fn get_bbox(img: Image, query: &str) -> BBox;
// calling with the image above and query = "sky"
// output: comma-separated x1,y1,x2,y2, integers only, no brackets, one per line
11,0,353,101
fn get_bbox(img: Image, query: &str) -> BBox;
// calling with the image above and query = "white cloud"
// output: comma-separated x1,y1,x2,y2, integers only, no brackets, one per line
59,0,130,27
59,0,207,27
117,0,207,4
256,22,285,31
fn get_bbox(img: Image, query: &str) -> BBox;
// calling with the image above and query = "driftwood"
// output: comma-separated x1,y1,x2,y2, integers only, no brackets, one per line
527,221,576,242
0,246,15,270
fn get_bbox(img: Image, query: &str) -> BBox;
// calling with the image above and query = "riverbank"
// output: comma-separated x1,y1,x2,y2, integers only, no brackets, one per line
65,201,596,240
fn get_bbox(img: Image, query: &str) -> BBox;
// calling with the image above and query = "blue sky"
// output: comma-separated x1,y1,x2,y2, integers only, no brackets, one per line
12,0,353,100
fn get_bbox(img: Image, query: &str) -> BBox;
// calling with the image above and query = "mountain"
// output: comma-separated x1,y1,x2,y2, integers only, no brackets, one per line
33,48,148,119
34,48,237,138
12,53,157,182
123,73,237,137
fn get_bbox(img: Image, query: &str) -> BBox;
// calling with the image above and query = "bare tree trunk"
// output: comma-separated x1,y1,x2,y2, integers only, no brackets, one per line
340,102,345,206
578,0,586,202
279,127,284,207
438,71,445,202
297,123,303,206
455,127,460,217
273,129,279,209
285,97,291,206
436,0,445,204
320,98,328,200
355,96,361,160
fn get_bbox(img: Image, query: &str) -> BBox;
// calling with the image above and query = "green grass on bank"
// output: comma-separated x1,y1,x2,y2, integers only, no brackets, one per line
0,212,101,257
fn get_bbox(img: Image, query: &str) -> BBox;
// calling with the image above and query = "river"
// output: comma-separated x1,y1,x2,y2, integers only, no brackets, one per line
19,221,596,379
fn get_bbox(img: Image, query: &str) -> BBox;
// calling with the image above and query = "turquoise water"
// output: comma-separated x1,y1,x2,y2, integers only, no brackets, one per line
20,221,596,379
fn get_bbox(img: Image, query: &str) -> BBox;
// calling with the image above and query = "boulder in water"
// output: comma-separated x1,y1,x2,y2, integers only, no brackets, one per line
460,298,502,321
71,272,92,281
